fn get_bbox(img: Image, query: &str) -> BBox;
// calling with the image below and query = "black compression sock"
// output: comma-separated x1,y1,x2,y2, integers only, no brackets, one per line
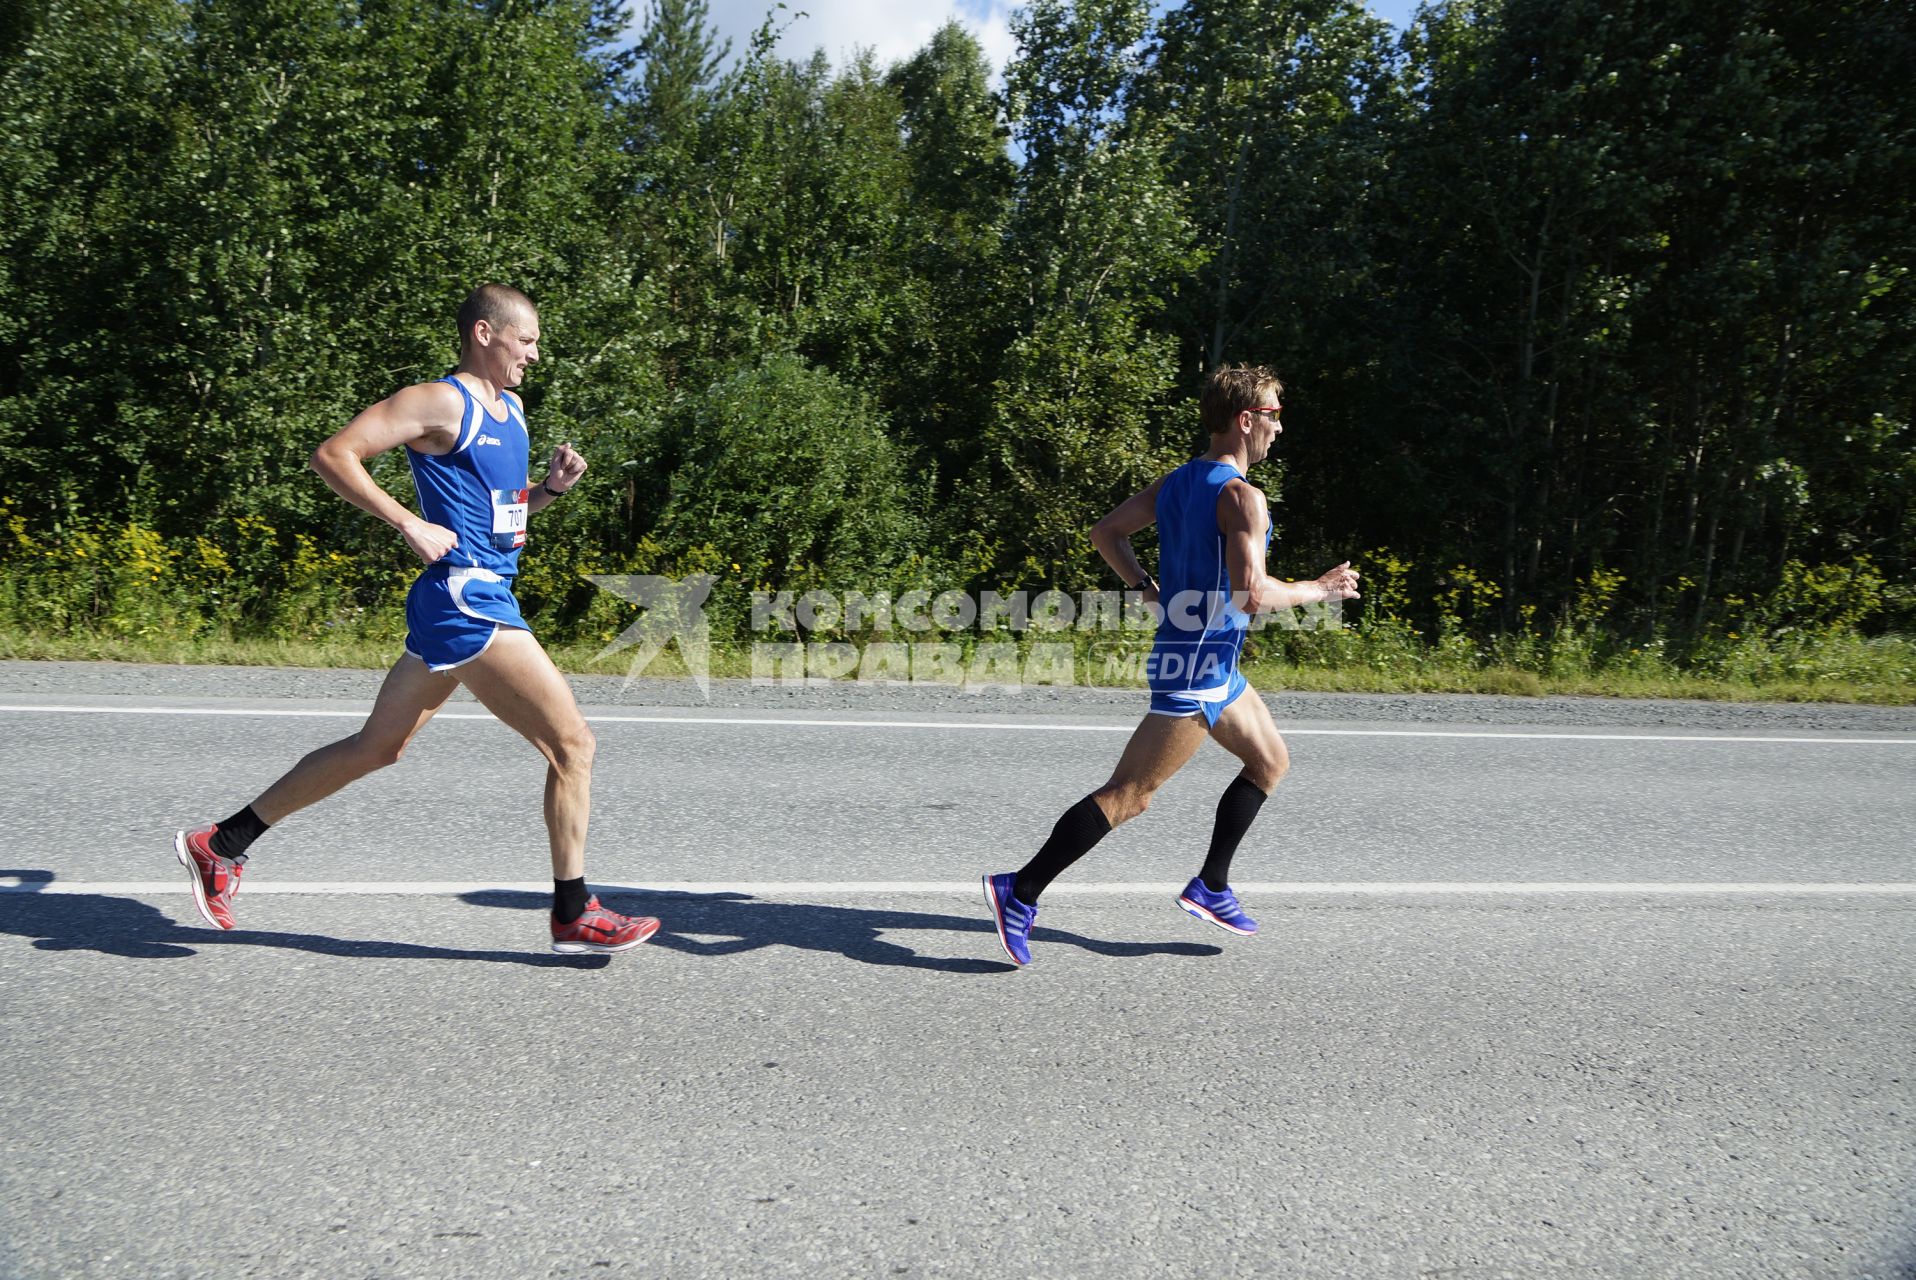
1013,794,1113,905
1200,776,1270,891
210,805,270,861
553,876,589,924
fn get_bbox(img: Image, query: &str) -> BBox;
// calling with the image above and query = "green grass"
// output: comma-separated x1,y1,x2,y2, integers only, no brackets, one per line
0,630,409,670
4,627,1911,705
0,628,744,680
1237,659,1916,705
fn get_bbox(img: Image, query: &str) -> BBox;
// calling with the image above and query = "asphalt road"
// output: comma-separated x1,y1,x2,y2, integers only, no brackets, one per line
1,663,1912,1279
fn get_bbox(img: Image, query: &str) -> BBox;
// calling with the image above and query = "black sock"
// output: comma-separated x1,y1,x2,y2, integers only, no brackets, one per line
1200,776,1269,891
1013,794,1112,905
210,805,270,861
553,877,589,924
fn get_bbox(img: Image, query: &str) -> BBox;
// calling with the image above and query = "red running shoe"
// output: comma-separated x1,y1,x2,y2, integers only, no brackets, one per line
550,896,660,955
175,824,243,930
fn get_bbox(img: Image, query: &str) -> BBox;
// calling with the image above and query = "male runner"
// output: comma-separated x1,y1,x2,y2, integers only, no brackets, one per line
983,363,1360,965
174,283,658,956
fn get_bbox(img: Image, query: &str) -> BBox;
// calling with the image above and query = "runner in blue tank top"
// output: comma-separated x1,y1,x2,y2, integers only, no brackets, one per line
173,284,660,956
983,364,1361,965
1146,454,1270,719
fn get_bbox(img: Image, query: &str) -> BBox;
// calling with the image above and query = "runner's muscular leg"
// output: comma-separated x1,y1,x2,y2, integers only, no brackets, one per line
252,654,460,825
1092,712,1210,827
1207,686,1289,793
455,628,595,880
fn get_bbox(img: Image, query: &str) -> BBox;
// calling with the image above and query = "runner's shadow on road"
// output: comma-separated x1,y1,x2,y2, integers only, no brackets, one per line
462,889,1223,972
0,870,612,969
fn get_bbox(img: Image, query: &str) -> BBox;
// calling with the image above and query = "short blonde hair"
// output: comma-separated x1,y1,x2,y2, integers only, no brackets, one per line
1199,363,1282,435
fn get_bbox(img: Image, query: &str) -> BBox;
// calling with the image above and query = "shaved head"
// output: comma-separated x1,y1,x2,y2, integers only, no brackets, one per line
457,283,537,351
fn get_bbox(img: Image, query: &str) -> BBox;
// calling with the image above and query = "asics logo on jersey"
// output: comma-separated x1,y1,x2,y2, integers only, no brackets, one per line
475,433,504,447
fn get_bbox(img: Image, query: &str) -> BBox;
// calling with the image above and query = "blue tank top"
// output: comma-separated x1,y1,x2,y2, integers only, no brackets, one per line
405,376,531,577
1149,457,1271,693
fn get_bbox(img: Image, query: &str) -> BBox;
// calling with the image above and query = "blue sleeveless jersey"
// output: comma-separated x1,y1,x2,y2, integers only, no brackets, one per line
1146,457,1271,697
405,376,531,577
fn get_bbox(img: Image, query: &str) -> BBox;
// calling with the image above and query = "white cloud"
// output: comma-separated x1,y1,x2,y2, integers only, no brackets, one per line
699,0,1018,81
632,1,1415,93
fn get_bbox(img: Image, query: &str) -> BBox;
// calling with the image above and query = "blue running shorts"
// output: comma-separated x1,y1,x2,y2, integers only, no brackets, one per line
404,565,530,671
1147,667,1249,728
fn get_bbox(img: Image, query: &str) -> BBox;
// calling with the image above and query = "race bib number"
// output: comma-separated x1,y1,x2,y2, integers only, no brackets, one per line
491,488,529,549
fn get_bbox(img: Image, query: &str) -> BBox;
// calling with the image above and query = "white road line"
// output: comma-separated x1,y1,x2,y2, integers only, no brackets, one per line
5,879,1914,896
0,703,372,718
1,704,1913,744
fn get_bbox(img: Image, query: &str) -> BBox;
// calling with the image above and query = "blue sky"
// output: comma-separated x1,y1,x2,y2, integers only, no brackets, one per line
1364,0,1422,29
694,1,1425,78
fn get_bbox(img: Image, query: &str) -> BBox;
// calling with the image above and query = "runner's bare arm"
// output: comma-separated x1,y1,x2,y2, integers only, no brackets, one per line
528,442,587,515
310,381,465,565
1220,481,1282,611
1091,476,1167,596
1219,482,1362,612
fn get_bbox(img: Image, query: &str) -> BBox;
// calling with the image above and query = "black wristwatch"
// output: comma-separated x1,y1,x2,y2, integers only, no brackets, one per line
1132,573,1159,594
542,480,570,498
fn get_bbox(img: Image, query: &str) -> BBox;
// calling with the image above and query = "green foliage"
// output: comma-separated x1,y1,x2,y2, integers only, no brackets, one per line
976,317,1185,589
974,0,1202,586
0,0,1908,699
0,502,409,643
1362,0,1916,634
883,24,1016,500
645,355,924,601
0,0,652,547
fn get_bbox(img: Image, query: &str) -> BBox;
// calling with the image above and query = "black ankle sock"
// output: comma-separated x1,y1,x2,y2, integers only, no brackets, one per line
553,877,589,923
210,805,269,861
1013,794,1112,905
1200,776,1269,891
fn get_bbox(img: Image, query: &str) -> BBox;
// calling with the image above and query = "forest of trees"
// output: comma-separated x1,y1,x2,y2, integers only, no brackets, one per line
2,0,1910,672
